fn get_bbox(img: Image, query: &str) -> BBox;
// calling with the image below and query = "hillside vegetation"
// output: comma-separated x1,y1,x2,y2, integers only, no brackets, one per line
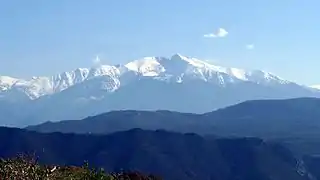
0,154,161,180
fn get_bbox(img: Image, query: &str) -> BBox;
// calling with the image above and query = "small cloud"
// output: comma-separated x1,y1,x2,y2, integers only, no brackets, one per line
203,33,217,38
204,28,229,38
92,55,102,66
246,44,255,50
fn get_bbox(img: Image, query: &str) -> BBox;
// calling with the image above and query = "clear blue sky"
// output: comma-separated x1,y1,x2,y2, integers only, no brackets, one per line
1,0,320,85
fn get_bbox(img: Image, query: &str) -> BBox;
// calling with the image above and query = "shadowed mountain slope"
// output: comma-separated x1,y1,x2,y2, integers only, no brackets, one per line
0,127,316,180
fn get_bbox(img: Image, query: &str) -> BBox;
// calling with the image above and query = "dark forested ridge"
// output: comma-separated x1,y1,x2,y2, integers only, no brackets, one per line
27,98,320,156
0,127,316,180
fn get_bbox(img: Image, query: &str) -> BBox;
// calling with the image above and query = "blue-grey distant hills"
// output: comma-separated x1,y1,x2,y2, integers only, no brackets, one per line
28,98,320,138
27,97,320,157
1,54,319,126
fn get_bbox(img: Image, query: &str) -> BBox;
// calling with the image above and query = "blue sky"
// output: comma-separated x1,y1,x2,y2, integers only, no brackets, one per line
1,0,320,85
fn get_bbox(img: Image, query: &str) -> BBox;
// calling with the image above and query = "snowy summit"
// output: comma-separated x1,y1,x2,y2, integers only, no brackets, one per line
0,53,291,100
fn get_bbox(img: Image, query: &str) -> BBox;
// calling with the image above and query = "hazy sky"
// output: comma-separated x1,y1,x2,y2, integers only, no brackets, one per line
1,0,320,85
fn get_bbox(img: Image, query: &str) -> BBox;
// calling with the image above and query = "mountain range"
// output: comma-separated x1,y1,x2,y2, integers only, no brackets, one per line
1,54,320,126
0,127,317,180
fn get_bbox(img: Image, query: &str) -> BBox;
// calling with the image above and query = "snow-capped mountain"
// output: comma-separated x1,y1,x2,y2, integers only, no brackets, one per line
0,66,118,100
123,54,290,85
0,54,292,100
0,53,319,127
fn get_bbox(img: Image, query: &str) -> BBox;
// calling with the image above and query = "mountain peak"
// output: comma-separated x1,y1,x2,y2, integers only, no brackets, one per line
0,76,18,85
0,76,19,91
170,53,189,61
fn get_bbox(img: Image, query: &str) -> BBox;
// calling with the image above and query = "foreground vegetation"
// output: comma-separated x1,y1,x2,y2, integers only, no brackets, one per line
0,154,161,180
